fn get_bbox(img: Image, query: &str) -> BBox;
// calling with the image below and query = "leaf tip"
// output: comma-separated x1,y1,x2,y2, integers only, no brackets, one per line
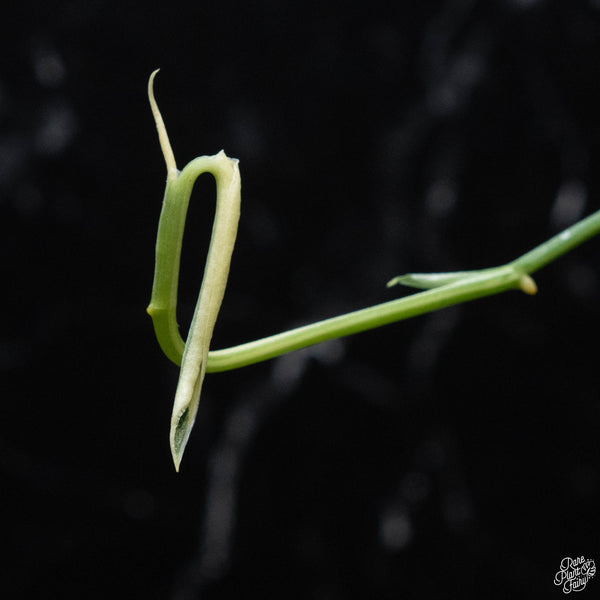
148,68,178,175
170,405,193,473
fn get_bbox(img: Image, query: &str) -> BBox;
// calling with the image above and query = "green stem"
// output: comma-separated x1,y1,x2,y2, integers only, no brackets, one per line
205,212,600,372
509,209,600,274
206,266,517,372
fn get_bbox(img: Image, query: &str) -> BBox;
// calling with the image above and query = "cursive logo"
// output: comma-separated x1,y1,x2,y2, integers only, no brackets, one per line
554,556,596,593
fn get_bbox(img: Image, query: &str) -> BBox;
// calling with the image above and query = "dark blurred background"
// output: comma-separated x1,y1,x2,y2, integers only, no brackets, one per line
2,1,600,598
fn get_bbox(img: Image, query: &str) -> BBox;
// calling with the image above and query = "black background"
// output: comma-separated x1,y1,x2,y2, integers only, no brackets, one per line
3,1,600,598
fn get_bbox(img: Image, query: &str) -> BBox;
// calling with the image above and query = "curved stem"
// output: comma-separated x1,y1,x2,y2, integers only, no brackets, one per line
146,72,241,470
147,154,240,471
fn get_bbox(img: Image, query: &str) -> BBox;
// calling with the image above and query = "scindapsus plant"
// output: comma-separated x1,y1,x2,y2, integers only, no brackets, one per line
146,71,600,471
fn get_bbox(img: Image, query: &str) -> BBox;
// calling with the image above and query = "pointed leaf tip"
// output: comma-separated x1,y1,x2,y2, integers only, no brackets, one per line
170,406,194,472
148,69,177,175
387,269,499,290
